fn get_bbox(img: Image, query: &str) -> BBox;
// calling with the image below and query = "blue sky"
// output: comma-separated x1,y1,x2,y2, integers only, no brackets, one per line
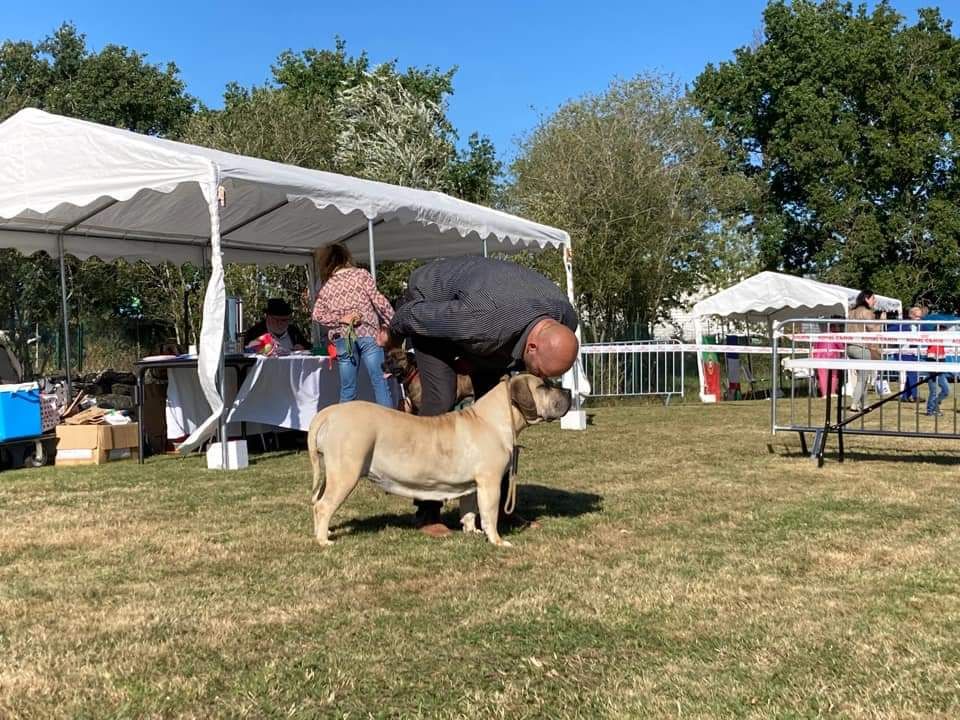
2,1,956,163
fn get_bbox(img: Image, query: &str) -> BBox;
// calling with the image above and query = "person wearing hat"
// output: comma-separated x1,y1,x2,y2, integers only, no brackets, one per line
243,298,309,355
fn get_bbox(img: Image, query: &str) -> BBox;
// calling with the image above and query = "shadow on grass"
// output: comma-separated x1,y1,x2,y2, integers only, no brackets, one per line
331,484,602,537
245,449,302,465
824,450,960,465
769,442,960,466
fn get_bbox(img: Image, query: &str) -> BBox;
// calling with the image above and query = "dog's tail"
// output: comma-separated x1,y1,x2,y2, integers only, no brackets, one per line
308,410,332,503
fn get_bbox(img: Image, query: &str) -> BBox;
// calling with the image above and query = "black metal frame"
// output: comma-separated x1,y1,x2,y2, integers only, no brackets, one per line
799,373,948,466
133,355,256,464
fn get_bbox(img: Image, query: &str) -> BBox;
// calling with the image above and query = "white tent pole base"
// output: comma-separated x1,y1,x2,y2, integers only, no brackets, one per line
561,409,587,430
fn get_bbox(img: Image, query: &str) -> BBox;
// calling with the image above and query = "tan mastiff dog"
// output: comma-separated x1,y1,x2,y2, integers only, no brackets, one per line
307,374,572,547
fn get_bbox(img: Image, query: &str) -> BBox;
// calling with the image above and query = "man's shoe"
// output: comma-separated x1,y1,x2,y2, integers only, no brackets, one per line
418,522,452,538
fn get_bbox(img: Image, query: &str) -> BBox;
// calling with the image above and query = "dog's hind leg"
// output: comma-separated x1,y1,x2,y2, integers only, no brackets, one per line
312,457,364,546
475,472,511,547
308,416,329,499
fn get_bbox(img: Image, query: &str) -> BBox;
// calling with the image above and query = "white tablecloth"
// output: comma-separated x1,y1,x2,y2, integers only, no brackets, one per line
166,356,392,439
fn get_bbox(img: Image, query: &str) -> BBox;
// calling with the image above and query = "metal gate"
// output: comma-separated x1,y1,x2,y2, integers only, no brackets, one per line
580,340,685,401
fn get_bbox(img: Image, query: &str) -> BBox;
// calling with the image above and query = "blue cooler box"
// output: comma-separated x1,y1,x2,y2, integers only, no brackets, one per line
0,383,41,442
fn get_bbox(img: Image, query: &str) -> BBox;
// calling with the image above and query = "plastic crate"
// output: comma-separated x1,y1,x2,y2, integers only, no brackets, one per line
0,383,41,442
40,394,59,432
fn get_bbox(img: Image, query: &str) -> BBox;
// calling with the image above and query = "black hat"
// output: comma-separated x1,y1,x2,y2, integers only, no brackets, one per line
265,298,292,316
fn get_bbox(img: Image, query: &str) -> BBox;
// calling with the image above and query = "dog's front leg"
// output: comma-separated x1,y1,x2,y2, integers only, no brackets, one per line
475,473,511,547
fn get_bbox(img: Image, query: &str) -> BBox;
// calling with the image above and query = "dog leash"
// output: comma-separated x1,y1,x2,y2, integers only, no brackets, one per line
504,446,520,515
503,378,520,516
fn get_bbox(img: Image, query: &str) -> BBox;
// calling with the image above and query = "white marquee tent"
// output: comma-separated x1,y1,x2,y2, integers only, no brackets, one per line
691,271,902,401
0,109,582,454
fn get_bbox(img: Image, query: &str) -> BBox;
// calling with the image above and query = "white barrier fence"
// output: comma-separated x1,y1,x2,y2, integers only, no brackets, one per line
580,340,685,401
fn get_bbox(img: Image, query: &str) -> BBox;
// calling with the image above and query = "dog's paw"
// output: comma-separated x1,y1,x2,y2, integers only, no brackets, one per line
314,536,333,547
460,512,482,534
490,538,513,548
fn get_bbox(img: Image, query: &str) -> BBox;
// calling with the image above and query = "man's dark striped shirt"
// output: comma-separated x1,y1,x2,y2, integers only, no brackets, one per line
390,256,578,365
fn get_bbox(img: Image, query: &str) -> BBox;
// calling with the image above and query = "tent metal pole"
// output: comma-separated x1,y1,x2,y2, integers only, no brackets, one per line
58,198,120,233
220,199,290,237
694,317,706,402
367,219,377,283
2,223,312,260
770,317,778,434
561,241,585,430
306,260,321,349
483,239,488,257
57,233,73,403
219,337,227,468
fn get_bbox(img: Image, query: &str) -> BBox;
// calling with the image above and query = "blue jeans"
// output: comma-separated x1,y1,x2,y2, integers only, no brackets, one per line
927,373,949,414
901,354,918,400
334,335,393,408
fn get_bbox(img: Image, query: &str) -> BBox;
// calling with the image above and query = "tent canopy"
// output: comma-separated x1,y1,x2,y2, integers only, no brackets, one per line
0,108,569,265
0,109,578,452
692,271,902,325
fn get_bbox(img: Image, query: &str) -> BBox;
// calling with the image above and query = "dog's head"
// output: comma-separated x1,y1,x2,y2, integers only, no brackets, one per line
381,347,416,381
508,374,572,428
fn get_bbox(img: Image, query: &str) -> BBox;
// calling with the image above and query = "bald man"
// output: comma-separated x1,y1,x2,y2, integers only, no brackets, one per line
377,256,579,537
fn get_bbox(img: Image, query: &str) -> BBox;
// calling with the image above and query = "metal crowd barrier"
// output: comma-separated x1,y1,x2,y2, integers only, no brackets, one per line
771,318,960,464
580,340,685,402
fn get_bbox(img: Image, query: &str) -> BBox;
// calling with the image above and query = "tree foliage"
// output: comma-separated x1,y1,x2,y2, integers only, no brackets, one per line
509,75,759,341
184,85,336,168
333,71,455,188
0,22,194,134
693,1,960,309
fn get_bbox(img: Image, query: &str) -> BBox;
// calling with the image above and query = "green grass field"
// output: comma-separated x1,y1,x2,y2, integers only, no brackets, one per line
2,400,960,718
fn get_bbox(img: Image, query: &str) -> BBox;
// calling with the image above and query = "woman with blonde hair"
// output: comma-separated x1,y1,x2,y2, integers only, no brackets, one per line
311,243,394,407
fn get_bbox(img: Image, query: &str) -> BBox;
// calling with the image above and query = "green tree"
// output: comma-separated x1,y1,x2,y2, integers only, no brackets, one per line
0,22,194,134
693,1,960,309
332,70,456,188
509,75,759,341
273,37,456,109
183,84,336,168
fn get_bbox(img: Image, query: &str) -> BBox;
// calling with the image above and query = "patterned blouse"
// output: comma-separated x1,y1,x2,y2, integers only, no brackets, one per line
311,267,395,341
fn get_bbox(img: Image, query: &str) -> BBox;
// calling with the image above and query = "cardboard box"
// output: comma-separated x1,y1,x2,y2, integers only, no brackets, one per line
55,423,139,466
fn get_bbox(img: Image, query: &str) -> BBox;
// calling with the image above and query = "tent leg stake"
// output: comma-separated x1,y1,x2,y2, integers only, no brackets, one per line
57,234,73,404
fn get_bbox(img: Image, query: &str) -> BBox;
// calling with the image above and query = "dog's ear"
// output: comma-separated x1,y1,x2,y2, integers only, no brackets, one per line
510,375,540,421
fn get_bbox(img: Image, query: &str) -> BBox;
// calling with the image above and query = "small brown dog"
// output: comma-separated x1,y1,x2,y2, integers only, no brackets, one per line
381,347,474,414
